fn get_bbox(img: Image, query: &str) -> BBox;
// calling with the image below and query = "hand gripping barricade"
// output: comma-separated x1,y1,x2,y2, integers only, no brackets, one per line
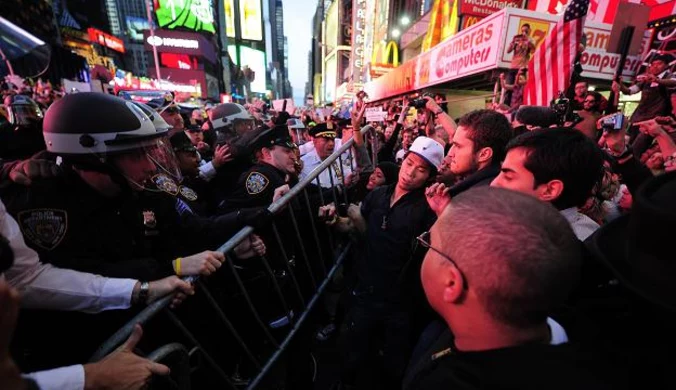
89,125,377,389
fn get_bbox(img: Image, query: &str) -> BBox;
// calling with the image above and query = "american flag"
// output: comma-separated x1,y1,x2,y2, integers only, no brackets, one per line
530,0,676,25
524,0,590,106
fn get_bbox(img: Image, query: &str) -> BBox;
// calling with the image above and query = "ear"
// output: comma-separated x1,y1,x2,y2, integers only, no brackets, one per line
476,147,494,164
441,263,465,304
536,179,564,203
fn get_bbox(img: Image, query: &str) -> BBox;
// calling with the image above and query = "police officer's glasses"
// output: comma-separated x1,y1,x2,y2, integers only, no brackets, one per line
416,231,467,285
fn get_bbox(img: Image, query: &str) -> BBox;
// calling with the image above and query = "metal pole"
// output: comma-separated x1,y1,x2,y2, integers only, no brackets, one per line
0,46,15,76
146,0,162,85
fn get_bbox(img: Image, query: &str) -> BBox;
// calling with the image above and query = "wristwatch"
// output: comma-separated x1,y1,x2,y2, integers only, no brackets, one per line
137,281,150,305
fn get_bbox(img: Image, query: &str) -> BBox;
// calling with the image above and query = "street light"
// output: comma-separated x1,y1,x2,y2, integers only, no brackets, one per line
391,28,401,38
400,15,410,26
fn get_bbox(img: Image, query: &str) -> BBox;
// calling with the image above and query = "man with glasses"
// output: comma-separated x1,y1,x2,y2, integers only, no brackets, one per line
574,91,603,139
404,187,618,389
320,137,443,390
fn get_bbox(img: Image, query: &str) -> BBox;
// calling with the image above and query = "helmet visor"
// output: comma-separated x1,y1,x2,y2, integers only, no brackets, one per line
9,104,44,126
111,136,183,192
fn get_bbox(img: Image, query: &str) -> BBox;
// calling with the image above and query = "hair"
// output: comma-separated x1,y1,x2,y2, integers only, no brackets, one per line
440,187,581,327
522,23,531,29
506,127,605,210
584,91,602,103
514,106,558,129
575,80,589,87
457,109,512,164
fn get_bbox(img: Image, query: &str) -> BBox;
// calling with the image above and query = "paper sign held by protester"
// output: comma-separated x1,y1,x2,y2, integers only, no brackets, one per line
272,98,296,115
365,107,387,122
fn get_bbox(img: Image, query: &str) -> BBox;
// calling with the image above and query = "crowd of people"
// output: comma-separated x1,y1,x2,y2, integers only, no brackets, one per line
0,49,674,390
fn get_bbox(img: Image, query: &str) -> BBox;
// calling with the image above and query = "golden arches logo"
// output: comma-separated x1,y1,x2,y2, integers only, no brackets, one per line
371,41,399,67
462,15,482,30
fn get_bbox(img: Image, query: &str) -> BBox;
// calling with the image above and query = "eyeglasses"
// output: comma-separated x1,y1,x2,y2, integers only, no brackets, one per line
416,231,467,288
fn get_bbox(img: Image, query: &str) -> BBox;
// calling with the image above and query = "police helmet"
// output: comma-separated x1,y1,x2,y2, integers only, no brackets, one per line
4,95,44,127
43,93,164,155
130,100,172,132
210,102,253,130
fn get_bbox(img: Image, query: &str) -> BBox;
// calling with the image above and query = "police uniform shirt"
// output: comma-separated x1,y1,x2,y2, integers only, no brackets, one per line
222,162,288,211
0,170,188,280
356,184,436,301
300,144,355,188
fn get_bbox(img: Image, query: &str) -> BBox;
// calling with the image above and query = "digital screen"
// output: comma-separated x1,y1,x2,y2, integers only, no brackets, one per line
224,0,236,38
239,46,266,93
239,0,263,41
155,0,216,34
160,53,197,69
126,16,151,42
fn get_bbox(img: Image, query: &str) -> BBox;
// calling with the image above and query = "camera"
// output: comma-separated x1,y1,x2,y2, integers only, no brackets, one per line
550,92,582,127
411,98,428,109
601,113,625,133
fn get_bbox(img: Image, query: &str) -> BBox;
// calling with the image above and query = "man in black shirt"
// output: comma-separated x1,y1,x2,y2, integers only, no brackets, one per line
321,136,444,389
405,187,620,389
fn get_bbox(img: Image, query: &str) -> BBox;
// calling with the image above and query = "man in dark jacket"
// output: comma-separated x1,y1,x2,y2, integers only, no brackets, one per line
404,187,622,389
445,109,512,197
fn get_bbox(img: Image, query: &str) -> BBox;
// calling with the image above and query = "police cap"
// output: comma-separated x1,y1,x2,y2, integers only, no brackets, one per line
170,132,197,153
251,125,295,151
308,122,336,139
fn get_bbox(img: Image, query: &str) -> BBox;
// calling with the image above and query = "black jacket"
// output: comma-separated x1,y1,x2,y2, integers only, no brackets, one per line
404,328,625,390
1,169,213,280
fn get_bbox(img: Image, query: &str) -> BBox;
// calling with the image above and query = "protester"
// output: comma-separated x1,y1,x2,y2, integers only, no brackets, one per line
404,187,621,389
491,127,605,240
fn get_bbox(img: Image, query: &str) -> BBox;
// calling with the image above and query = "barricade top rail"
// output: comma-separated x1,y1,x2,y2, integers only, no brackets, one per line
90,124,375,362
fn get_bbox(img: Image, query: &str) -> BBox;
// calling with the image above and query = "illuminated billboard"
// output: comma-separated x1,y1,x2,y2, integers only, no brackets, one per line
240,0,263,41
229,45,267,93
325,56,337,102
155,0,216,34
224,0,236,38
325,1,339,50
126,16,151,42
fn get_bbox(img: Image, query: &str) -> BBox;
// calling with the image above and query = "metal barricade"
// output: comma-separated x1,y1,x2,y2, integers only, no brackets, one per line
90,125,377,389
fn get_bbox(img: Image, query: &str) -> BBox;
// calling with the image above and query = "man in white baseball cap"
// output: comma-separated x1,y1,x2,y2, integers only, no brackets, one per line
320,136,443,389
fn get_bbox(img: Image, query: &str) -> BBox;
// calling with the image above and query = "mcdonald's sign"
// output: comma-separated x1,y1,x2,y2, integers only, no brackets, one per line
461,15,483,30
370,40,399,78
371,40,399,67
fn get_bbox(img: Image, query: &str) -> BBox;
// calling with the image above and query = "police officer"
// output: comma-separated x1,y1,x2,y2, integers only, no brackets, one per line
222,125,297,210
0,95,46,160
0,93,234,281
204,103,258,205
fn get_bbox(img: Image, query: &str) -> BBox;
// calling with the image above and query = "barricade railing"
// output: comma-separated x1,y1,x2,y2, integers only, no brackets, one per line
90,125,377,389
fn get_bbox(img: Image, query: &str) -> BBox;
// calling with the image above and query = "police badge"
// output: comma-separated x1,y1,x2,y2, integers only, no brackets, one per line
17,209,68,251
246,172,269,195
179,186,198,201
152,174,179,195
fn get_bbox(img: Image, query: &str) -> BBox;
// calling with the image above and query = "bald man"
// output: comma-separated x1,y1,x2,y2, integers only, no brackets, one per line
404,187,620,389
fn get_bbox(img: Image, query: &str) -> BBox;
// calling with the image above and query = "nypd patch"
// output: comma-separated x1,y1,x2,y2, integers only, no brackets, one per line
246,172,269,195
179,186,198,201
17,209,68,251
153,174,179,196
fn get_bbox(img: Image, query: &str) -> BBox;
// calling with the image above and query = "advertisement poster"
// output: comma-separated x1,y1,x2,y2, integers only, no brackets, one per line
224,0,236,38
239,46,266,92
155,0,216,34
126,17,151,42
240,0,263,41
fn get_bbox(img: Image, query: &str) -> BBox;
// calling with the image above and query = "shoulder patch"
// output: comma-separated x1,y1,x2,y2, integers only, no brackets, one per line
246,171,269,195
179,186,198,201
152,174,179,196
17,209,68,251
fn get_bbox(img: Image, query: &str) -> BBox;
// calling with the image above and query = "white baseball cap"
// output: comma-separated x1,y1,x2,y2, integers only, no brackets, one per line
408,136,444,171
